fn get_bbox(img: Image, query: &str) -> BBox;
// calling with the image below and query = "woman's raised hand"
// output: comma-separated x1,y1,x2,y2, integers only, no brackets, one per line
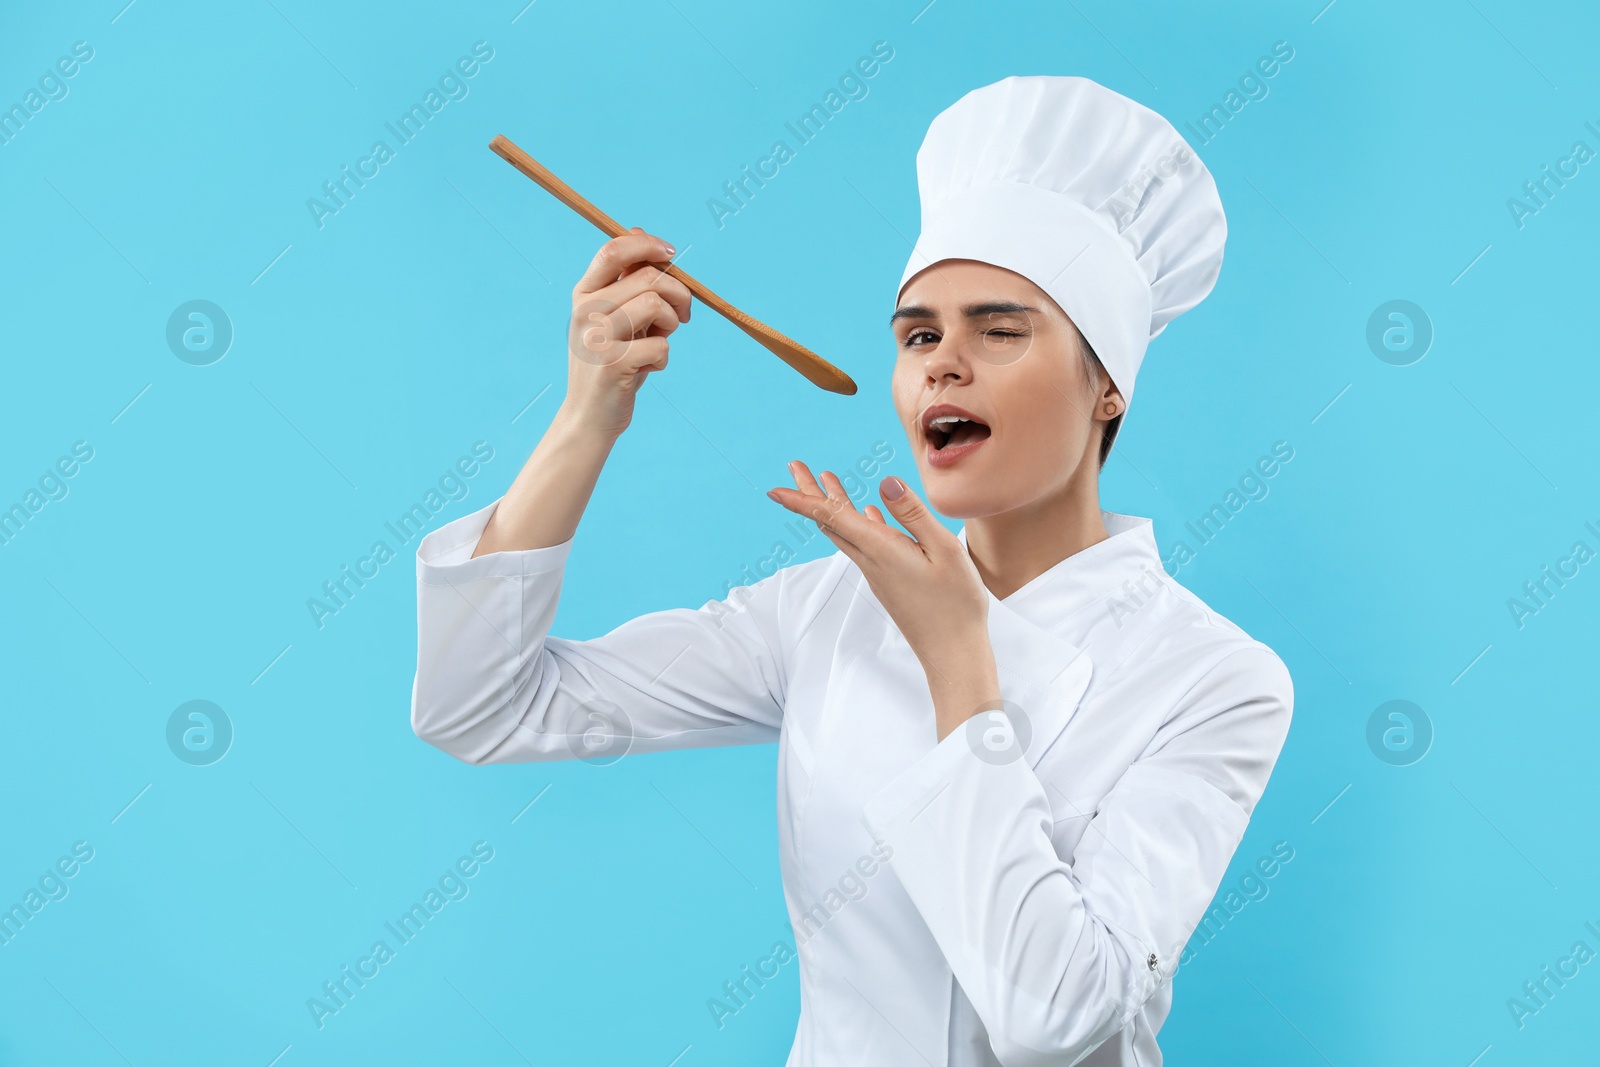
563,226,692,442
765,462,999,723
471,228,688,557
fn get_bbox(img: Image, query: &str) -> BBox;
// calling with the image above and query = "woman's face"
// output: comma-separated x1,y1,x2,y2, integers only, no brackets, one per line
890,259,1120,519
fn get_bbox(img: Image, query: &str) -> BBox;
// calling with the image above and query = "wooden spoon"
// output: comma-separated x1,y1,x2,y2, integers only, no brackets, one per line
488,134,856,396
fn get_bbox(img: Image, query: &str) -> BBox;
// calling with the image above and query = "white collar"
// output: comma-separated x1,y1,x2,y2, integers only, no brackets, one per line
956,510,1165,626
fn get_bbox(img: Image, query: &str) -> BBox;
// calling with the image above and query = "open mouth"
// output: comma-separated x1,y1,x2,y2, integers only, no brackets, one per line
926,414,992,451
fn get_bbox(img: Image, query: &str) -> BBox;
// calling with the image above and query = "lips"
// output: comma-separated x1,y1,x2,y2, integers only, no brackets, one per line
920,402,991,468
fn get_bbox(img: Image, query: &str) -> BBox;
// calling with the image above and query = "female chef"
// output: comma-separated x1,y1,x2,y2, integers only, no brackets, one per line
411,76,1292,1066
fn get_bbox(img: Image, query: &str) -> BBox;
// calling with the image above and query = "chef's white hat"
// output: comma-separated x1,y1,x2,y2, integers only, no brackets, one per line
897,75,1227,412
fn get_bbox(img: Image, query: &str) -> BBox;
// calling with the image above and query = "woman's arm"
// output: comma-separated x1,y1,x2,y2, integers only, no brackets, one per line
473,227,689,556
410,499,812,765
862,646,1294,1066
412,227,813,765
471,406,615,556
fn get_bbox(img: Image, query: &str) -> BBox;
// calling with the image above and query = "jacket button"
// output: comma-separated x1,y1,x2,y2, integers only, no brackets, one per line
1147,953,1158,971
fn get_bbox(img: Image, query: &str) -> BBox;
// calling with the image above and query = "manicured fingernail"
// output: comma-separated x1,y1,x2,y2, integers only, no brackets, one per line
766,490,781,503
881,476,905,501
663,242,677,256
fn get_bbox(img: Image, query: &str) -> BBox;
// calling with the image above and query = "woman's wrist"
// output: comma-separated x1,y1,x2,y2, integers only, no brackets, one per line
922,636,1002,742
550,398,624,451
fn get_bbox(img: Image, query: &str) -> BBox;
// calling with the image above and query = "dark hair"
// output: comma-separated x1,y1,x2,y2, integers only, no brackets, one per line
1075,330,1121,469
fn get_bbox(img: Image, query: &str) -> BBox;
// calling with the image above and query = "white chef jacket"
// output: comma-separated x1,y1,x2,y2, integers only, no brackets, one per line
411,498,1292,1066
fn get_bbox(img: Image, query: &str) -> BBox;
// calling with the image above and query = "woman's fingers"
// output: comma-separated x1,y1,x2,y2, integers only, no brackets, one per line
559,230,687,443
788,459,827,499
791,462,854,536
574,227,691,336
816,470,858,520
781,461,834,528
605,226,688,314
572,290,684,367
768,463,915,556
816,472,908,552
595,263,692,325
574,232,677,295
875,476,952,554
611,289,682,339
615,335,669,375
814,471,867,548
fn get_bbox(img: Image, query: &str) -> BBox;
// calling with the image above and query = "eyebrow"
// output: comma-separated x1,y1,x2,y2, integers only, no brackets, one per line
889,301,1040,325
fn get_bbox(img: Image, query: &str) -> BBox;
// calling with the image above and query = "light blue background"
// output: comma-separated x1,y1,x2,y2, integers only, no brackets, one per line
2,0,1596,1063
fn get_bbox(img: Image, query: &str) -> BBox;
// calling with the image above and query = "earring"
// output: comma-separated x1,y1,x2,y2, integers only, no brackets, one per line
1103,402,1118,417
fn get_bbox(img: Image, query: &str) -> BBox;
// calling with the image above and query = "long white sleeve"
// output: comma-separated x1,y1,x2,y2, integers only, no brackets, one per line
860,644,1293,1066
410,498,795,765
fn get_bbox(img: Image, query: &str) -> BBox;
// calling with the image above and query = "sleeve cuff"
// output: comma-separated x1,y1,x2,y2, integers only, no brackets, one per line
860,725,982,838
415,496,575,584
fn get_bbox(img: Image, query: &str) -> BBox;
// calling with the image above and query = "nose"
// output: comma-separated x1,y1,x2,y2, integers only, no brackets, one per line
923,335,971,387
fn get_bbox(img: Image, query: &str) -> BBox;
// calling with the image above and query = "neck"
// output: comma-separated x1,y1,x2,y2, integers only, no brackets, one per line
963,462,1108,602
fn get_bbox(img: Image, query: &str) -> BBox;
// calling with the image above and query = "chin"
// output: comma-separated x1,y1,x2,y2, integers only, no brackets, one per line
916,446,1085,521
919,463,1018,519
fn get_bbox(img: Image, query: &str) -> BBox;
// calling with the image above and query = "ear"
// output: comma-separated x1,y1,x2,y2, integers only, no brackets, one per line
1095,378,1126,423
